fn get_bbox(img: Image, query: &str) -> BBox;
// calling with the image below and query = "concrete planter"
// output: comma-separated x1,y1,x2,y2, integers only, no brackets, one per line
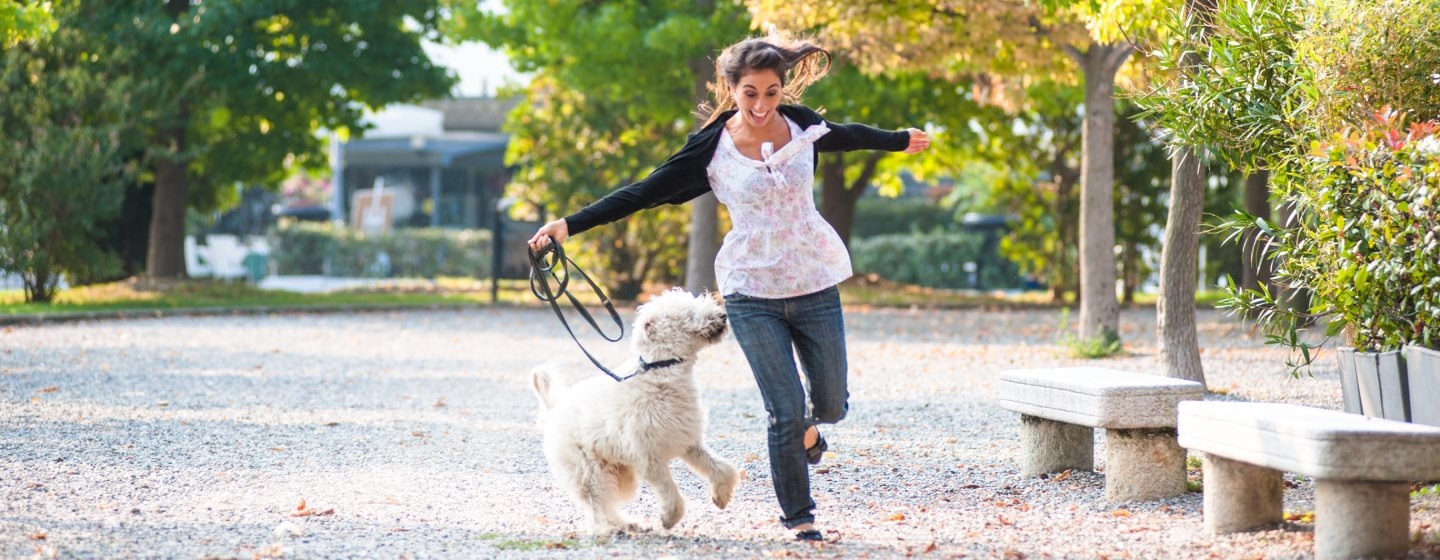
1337,347,1410,421
1402,345,1440,427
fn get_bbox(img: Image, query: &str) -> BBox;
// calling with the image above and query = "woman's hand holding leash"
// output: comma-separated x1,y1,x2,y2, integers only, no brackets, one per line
529,218,570,252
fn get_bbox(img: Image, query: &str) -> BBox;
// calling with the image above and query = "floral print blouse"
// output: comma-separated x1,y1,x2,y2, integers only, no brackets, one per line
706,117,851,298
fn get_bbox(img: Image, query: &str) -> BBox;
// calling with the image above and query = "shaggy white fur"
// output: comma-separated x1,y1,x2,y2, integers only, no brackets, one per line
531,288,740,535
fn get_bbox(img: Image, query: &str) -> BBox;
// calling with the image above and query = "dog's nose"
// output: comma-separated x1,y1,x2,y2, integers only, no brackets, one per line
719,314,727,321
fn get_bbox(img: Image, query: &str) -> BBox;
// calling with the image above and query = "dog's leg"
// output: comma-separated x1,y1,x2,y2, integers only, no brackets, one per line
682,444,739,510
642,460,686,529
576,460,639,535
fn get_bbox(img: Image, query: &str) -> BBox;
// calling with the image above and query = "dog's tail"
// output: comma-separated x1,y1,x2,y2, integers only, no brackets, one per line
532,368,554,413
531,364,568,414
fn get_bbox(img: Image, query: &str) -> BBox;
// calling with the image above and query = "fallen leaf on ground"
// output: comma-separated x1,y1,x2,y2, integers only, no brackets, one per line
887,512,906,521
296,499,306,511
37,387,58,393
291,507,333,517
1111,509,1132,517
29,533,46,540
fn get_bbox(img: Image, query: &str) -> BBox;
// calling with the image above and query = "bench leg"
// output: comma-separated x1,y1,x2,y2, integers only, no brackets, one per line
1315,479,1409,560
1103,427,1186,502
1203,455,1283,534
1019,415,1092,476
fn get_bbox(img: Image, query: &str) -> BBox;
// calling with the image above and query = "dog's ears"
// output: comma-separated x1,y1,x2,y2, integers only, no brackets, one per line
642,316,655,339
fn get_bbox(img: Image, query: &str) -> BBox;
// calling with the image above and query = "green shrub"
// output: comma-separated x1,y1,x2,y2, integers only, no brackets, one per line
1220,111,1440,367
269,222,493,279
852,197,957,238
1297,0,1440,135
851,231,1023,290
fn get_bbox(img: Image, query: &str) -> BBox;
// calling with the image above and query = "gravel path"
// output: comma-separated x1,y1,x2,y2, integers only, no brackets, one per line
3,305,1438,559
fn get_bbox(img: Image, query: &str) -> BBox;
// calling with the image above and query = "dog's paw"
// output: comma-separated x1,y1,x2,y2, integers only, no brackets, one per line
661,501,686,529
711,462,740,509
592,519,641,537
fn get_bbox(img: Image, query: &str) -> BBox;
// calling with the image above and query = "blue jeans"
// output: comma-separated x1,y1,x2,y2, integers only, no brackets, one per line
723,285,849,529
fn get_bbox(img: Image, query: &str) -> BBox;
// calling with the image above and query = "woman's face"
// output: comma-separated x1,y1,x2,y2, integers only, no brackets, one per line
730,68,783,130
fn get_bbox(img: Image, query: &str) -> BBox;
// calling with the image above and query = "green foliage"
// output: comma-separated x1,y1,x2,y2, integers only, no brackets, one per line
805,61,987,198
68,1,456,278
851,231,1024,290
991,89,1172,302
105,0,456,194
0,27,140,302
1137,0,1308,172
453,0,749,298
1297,0,1440,135
0,1,54,47
269,222,492,279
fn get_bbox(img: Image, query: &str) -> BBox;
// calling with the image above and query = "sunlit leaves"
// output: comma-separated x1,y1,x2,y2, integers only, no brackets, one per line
0,1,54,48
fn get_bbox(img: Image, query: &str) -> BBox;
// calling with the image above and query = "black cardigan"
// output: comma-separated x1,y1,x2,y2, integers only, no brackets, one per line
564,104,911,236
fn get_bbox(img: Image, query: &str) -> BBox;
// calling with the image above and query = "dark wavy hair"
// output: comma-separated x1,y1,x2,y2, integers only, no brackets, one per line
700,34,830,126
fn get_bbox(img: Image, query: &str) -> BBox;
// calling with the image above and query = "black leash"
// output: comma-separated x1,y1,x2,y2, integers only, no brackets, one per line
528,242,681,382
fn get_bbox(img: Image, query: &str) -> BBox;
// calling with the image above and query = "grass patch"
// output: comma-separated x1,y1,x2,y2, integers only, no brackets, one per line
1055,308,1124,359
0,273,1236,318
0,277,539,316
837,275,1054,309
477,532,580,552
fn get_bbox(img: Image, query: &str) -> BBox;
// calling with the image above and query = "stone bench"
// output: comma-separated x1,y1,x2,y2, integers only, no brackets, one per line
1178,401,1440,560
998,368,1205,502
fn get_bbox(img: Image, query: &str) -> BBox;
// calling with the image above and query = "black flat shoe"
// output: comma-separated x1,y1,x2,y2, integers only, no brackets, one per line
805,433,828,465
795,528,823,542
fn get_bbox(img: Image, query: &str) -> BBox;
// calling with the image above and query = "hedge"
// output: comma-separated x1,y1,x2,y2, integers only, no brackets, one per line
269,222,492,279
851,231,1024,290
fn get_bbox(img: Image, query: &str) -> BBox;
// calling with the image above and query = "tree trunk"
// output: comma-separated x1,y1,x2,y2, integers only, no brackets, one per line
819,151,882,249
146,111,189,279
1158,148,1206,384
821,153,852,245
1072,42,1132,342
1121,242,1139,304
683,16,719,295
1156,0,1217,387
1239,169,1272,292
24,266,54,303
1052,153,1080,304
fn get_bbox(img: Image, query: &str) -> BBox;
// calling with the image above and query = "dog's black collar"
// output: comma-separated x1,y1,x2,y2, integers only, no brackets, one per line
639,357,684,372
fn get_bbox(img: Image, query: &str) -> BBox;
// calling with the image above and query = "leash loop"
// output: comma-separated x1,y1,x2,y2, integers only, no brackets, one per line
528,241,634,381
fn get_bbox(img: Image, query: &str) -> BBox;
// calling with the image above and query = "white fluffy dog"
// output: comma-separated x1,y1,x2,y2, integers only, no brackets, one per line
531,288,740,535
